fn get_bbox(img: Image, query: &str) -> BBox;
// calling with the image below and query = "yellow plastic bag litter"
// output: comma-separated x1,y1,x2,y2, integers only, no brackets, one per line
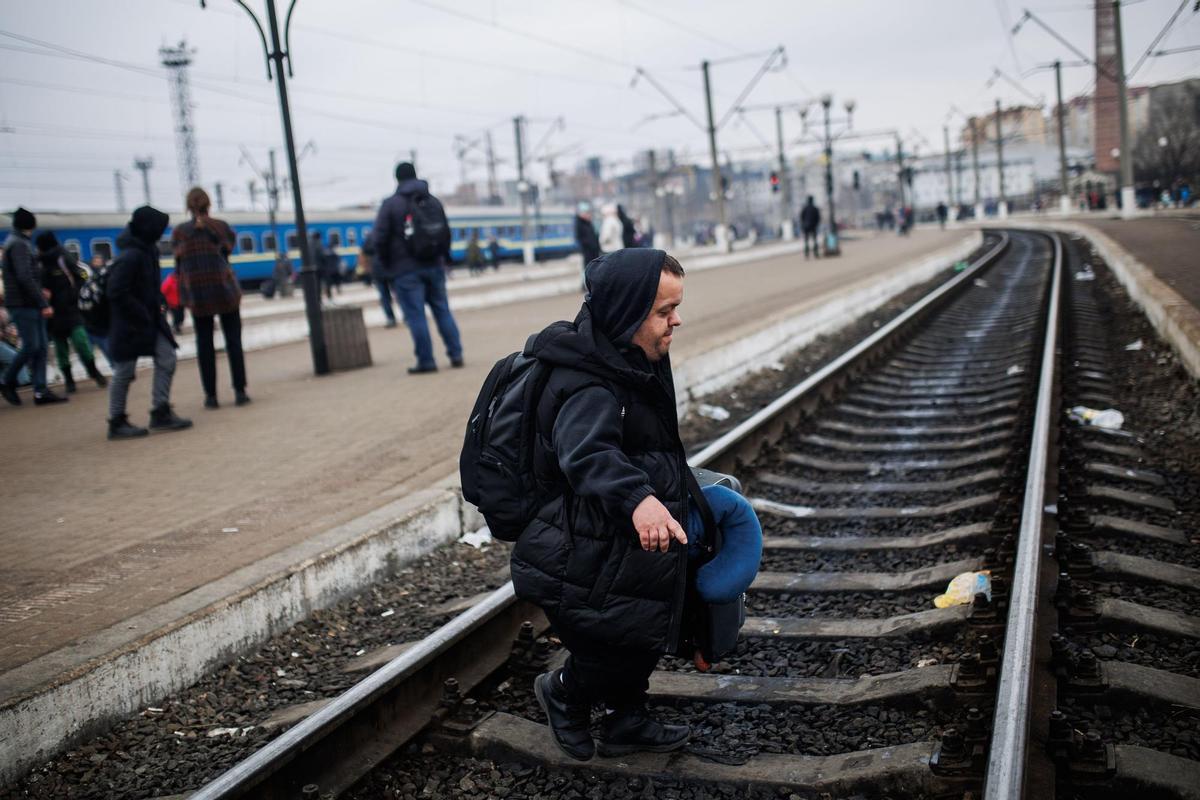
933,570,992,608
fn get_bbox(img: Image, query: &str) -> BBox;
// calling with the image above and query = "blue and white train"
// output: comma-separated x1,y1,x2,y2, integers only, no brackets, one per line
9,206,578,284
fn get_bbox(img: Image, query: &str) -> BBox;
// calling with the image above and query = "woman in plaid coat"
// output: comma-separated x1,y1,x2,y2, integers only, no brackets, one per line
172,187,250,408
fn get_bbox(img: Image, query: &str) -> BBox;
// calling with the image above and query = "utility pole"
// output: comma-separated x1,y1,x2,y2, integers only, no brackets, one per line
1054,59,1071,214
409,149,417,170
267,148,281,256
1112,0,1135,217
820,95,839,255
484,130,500,205
247,179,257,211
647,148,664,248
701,60,730,252
995,99,1008,217
943,125,953,210
133,157,153,205
113,169,127,214
895,134,906,210
513,115,533,265
214,181,225,211
776,106,793,240
971,122,983,218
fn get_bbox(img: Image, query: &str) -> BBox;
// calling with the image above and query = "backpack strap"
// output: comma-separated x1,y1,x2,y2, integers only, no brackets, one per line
685,468,721,555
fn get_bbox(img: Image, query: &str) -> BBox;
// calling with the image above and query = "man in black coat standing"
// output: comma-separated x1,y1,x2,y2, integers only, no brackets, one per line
800,195,821,259
511,247,691,761
106,206,192,439
572,202,601,290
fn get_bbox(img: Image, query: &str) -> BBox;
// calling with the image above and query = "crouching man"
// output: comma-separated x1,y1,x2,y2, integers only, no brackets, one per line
512,247,691,761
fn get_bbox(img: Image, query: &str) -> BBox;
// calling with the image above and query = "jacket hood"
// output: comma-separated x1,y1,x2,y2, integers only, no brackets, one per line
36,244,67,264
130,205,170,243
396,178,429,196
116,225,157,253
528,247,671,389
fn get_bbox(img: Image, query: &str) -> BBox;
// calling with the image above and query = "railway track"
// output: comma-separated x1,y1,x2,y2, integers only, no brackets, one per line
189,229,1199,800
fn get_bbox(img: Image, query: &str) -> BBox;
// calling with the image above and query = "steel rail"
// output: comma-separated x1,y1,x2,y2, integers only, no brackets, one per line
690,231,1011,475
983,231,1062,798
191,231,1014,799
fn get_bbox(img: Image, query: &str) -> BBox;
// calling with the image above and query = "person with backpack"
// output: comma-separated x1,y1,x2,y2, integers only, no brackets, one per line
172,187,249,409
35,232,106,393
1,207,68,406
468,248,696,761
373,162,463,374
311,231,342,300
106,206,192,439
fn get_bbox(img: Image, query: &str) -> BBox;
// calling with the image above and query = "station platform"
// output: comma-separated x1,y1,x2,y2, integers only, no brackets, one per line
0,228,977,780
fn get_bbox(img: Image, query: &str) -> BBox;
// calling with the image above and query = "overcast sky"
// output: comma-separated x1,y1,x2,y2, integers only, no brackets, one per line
1,0,1197,214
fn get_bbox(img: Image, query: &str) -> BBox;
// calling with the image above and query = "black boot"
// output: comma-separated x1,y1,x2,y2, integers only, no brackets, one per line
149,404,193,432
33,389,68,405
108,414,149,440
596,705,689,757
1,381,20,406
533,669,594,761
64,372,77,393
235,390,252,406
85,361,107,388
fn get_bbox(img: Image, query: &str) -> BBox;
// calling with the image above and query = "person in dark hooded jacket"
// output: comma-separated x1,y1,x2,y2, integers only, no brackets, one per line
512,247,691,762
373,162,463,373
105,206,192,439
36,231,107,392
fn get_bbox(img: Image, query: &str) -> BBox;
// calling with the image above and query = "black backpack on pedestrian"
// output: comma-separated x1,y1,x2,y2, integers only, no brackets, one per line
78,264,110,333
406,192,450,262
460,337,552,542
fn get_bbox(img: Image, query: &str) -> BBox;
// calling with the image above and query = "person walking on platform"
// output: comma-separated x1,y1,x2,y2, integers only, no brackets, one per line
373,161,463,374
936,201,948,230
172,187,249,409
487,234,501,271
800,196,821,259
310,231,338,301
160,271,185,334
107,206,192,439
512,248,692,761
1,208,67,406
465,230,485,276
362,232,397,328
573,202,601,289
35,231,106,393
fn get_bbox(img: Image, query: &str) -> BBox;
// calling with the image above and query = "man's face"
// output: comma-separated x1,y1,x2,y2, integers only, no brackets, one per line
631,270,683,362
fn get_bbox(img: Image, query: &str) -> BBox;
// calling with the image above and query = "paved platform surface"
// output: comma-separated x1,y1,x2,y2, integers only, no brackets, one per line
1080,215,1200,311
0,229,963,688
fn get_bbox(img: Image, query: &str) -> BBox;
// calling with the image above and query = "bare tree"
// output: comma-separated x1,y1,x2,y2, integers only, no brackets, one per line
1134,82,1200,190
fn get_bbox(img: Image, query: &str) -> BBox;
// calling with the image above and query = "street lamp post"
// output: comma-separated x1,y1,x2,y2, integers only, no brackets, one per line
202,0,328,375
814,95,852,256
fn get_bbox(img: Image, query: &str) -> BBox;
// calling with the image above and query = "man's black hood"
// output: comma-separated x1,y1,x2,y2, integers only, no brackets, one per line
585,248,666,347
395,178,430,196
528,248,671,390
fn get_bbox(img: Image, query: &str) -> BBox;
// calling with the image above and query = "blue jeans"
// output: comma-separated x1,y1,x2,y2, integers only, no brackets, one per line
3,307,48,393
393,267,463,368
375,277,396,323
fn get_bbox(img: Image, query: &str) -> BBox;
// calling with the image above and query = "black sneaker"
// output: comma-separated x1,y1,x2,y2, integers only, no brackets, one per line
1,382,20,406
450,358,465,368
235,391,252,407
108,415,149,440
204,395,219,409
33,390,69,405
596,705,689,757
533,670,594,762
149,404,193,432
64,374,77,394
407,364,438,375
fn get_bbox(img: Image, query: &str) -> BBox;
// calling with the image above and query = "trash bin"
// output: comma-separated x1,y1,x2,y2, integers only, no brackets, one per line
321,305,372,371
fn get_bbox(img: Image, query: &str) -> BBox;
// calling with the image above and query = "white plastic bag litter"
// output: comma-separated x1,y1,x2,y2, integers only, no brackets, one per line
1074,268,1095,281
459,527,493,548
697,403,731,421
1124,339,1144,351
1068,406,1125,430
1006,365,1024,376
934,570,991,608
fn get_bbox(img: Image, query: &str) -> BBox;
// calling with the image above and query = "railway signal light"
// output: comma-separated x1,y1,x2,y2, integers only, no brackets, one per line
853,170,860,190
769,170,780,193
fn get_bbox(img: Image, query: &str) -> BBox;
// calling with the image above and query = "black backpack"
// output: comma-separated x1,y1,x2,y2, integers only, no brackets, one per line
406,193,449,262
460,339,552,542
78,263,110,332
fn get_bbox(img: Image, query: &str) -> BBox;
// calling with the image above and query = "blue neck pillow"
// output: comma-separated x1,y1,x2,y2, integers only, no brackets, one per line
687,484,763,604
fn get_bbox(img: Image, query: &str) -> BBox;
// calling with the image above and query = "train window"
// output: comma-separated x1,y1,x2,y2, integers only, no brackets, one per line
262,232,277,252
361,226,371,240
157,238,172,257
285,232,299,251
238,233,256,253
91,239,113,262
328,230,341,247
64,239,81,260
346,228,358,246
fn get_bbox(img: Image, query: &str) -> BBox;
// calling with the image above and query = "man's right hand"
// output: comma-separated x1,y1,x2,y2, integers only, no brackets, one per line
41,307,53,319
632,494,687,553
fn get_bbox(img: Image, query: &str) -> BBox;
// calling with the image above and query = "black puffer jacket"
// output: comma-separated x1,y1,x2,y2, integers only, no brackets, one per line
372,178,451,277
511,248,689,653
108,209,176,363
38,246,87,337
